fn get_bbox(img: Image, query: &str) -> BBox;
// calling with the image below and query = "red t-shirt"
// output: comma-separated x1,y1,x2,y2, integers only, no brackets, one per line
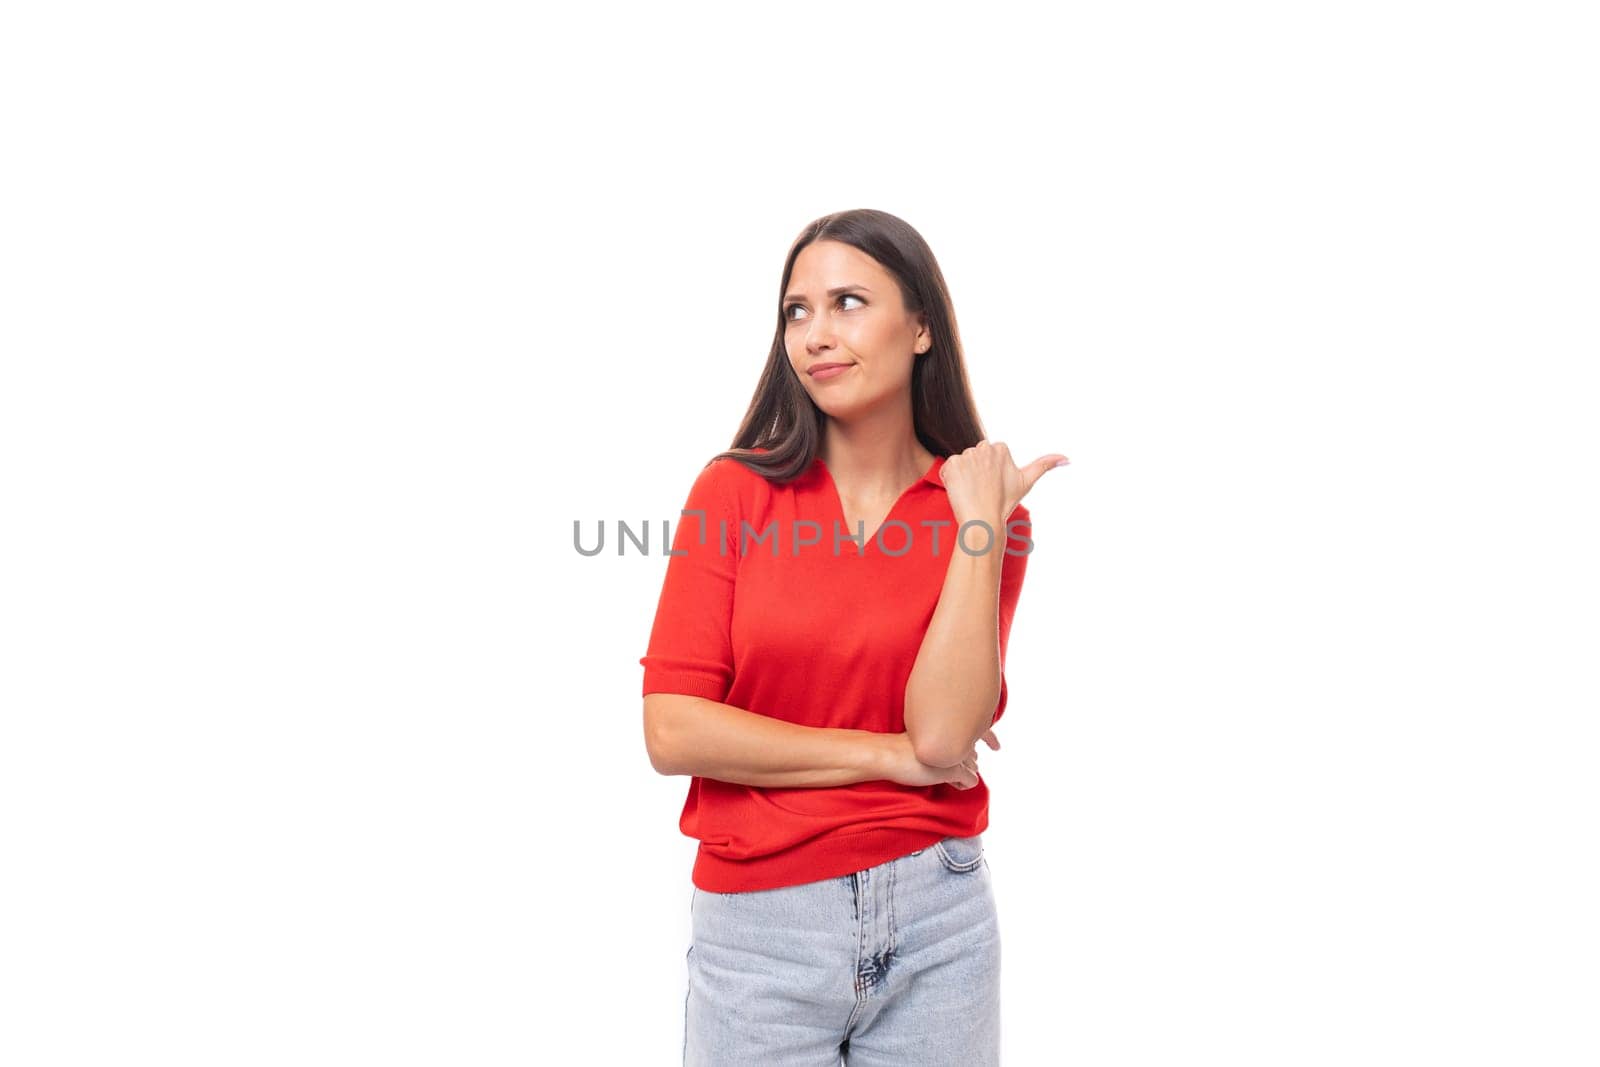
640,447,1032,892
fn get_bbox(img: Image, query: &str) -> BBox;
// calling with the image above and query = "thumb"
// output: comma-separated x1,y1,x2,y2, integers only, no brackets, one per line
1020,453,1070,495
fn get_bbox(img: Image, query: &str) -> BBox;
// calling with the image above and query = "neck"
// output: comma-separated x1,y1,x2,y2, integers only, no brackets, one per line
818,407,935,498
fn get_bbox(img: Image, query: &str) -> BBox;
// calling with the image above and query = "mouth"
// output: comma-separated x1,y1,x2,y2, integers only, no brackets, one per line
808,362,855,379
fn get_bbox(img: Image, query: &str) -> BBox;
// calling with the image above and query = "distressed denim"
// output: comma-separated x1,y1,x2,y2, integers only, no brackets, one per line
683,834,1000,1066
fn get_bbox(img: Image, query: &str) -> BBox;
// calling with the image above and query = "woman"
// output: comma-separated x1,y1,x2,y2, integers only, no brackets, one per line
640,208,1068,1065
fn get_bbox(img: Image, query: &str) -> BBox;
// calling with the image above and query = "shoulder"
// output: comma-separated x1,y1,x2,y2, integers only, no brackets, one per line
701,452,766,489
704,445,783,487
685,452,771,516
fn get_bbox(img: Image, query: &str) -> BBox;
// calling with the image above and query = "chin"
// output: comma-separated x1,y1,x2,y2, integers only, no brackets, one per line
820,394,892,422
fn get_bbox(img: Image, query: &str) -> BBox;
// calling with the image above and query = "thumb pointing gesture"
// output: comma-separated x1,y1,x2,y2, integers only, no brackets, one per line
1020,453,1071,498
941,441,1071,526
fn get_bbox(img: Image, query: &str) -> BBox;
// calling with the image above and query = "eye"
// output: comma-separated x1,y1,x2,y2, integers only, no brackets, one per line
784,293,866,322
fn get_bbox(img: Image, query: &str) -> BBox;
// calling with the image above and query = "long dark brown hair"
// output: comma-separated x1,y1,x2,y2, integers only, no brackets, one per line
708,208,990,483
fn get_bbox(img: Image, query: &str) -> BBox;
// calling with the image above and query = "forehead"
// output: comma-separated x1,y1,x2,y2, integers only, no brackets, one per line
787,240,891,292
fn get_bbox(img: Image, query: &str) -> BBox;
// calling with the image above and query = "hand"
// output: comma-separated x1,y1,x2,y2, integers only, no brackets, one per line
880,728,1002,790
939,440,1069,527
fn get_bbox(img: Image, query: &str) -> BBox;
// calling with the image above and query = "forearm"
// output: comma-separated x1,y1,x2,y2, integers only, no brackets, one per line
649,694,895,786
903,525,1006,766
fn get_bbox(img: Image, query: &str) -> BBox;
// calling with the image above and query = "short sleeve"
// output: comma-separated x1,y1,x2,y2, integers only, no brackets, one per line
639,459,740,701
990,503,1032,726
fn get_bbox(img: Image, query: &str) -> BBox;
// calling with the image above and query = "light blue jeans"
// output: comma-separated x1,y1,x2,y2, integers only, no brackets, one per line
683,833,1000,1065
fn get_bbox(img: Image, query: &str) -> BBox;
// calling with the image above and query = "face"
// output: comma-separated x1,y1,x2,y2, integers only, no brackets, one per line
782,240,930,419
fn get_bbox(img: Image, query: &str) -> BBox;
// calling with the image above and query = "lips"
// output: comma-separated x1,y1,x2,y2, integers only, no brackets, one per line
808,362,854,377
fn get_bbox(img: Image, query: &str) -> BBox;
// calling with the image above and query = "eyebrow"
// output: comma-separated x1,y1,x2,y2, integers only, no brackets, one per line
783,284,872,304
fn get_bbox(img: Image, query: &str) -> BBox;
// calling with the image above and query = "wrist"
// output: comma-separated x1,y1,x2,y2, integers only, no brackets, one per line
856,731,899,781
951,512,1011,549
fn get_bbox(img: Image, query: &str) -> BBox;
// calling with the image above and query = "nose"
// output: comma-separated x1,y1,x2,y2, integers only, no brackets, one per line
805,314,836,356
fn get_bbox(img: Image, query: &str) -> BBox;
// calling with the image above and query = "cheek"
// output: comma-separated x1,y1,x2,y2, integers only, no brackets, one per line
852,319,907,359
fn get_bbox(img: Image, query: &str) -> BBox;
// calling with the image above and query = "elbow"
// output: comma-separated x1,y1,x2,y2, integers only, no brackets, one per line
643,694,684,775
908,725,967,770
905,691,1000,768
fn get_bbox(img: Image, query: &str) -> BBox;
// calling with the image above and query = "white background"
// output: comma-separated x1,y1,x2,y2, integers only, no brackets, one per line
3,2,1597,1064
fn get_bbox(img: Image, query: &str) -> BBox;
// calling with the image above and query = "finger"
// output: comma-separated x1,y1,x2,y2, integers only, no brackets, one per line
982,729,1000,750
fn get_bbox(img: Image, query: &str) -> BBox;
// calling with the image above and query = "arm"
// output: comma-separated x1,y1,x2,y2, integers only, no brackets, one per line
639,457,993,791
644,693,898,785
903,526,1005,767
903,509,1030,767
640,458,901,787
